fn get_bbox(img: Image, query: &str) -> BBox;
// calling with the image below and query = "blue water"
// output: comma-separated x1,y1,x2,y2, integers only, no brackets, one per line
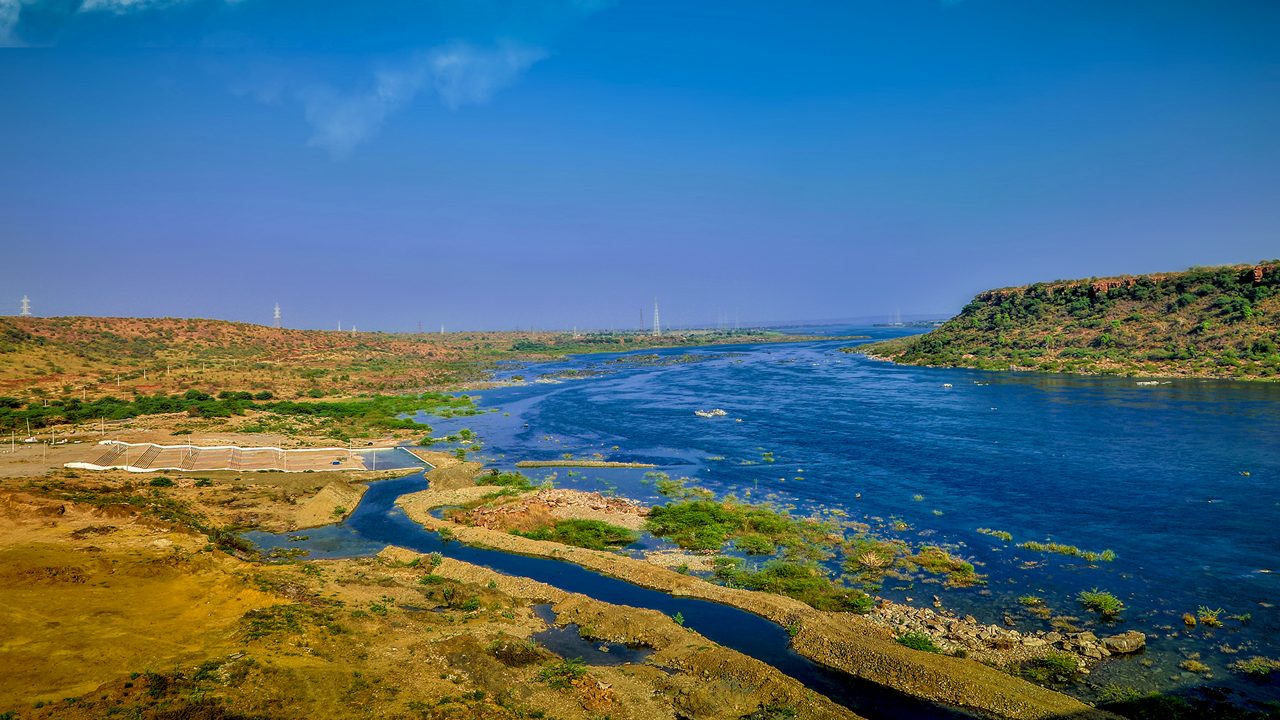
424,327,1280,701
254,327,1280,710
249,472,964,719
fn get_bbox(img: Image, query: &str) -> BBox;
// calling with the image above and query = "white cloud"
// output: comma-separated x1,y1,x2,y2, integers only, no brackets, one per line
79,0,185,12
0,0,33,47
299,43,547,157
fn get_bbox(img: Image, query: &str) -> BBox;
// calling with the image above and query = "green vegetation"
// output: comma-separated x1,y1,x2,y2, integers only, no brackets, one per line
476,470,535,491
648,472,715,500
734,533,778,555
857,262,1280,379
712,557,873,613
0,389,477,437
1197,606,1224,627
895,631,942,653
645,497,835,557
977,527,1013,542
513,519,639,550
240,603,343,640
907,545,984,587
1017,540,1115,562
1021,651,1079,683
536,658,588,690
1229,656,1280,677
1077,589,1125,619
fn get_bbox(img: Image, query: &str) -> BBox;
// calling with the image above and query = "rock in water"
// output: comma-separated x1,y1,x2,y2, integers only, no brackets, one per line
1102,630,1146,654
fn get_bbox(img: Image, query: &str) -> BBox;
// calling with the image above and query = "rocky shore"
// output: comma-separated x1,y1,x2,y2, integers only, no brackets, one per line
869,600,1146,671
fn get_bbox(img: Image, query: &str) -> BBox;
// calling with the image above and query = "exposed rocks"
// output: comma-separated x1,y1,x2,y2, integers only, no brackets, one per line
866,600,1128,671
1102,630,1147,654
458,488,650,531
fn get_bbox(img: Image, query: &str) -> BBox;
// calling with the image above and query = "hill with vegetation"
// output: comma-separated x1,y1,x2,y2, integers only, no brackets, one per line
856,262,1280,380
0,316,800,403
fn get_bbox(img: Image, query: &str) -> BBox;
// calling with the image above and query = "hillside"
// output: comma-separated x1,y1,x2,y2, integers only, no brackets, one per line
0,316,794,401
857,262,1280,380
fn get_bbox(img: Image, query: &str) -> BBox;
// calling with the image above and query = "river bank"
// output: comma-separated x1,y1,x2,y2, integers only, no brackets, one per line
397,451,1114,720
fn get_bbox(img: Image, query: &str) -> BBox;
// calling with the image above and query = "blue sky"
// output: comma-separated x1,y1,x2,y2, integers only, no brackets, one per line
1,1,1277,330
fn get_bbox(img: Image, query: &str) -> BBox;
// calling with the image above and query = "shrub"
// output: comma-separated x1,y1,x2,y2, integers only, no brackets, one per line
895,631,941,653
148,476,175,487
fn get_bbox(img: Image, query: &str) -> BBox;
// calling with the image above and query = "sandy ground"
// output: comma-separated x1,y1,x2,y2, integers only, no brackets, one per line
0,471,860,720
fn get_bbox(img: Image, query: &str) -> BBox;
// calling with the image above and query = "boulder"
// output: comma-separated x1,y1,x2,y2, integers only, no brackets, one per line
1101,630,1147,654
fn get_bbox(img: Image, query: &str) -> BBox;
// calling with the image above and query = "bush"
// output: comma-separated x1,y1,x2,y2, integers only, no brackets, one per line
148,476,175,487
1022,651,1079,683
537,658,587,689
895,631,941,653
735,533,777,555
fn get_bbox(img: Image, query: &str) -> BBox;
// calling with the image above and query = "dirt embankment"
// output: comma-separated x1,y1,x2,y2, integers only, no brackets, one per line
399,485,1116,720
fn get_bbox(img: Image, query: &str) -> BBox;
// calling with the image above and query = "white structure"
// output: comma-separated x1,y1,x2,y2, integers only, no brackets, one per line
19,295,31,316
273,303,282,328
652,298,661,337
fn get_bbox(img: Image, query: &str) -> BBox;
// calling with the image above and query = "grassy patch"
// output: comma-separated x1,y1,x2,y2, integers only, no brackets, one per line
1017,540,1115,562
475,470,534,491
513,519,639,550
907,546,984,587
645,497,834,558
712,557,873,613
239,603,343,640
536,658,587,690
1022,650,1079,683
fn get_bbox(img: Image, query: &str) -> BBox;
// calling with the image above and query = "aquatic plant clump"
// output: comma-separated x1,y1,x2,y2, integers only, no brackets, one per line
976,528,1013,542
644,498,835,557
712,557,874,613
1017,540,1116,562
907,546,985,587
1077,589,1125,619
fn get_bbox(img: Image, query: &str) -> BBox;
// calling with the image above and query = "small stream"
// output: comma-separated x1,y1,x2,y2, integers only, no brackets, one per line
248,472,969,720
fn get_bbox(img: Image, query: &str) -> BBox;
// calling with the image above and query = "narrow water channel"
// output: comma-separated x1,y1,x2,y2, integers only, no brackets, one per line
249,472,970,720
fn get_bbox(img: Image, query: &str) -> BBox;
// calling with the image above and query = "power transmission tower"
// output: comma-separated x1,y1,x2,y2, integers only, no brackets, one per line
652,298,661,337
273,303,282,328
19,295,31,316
